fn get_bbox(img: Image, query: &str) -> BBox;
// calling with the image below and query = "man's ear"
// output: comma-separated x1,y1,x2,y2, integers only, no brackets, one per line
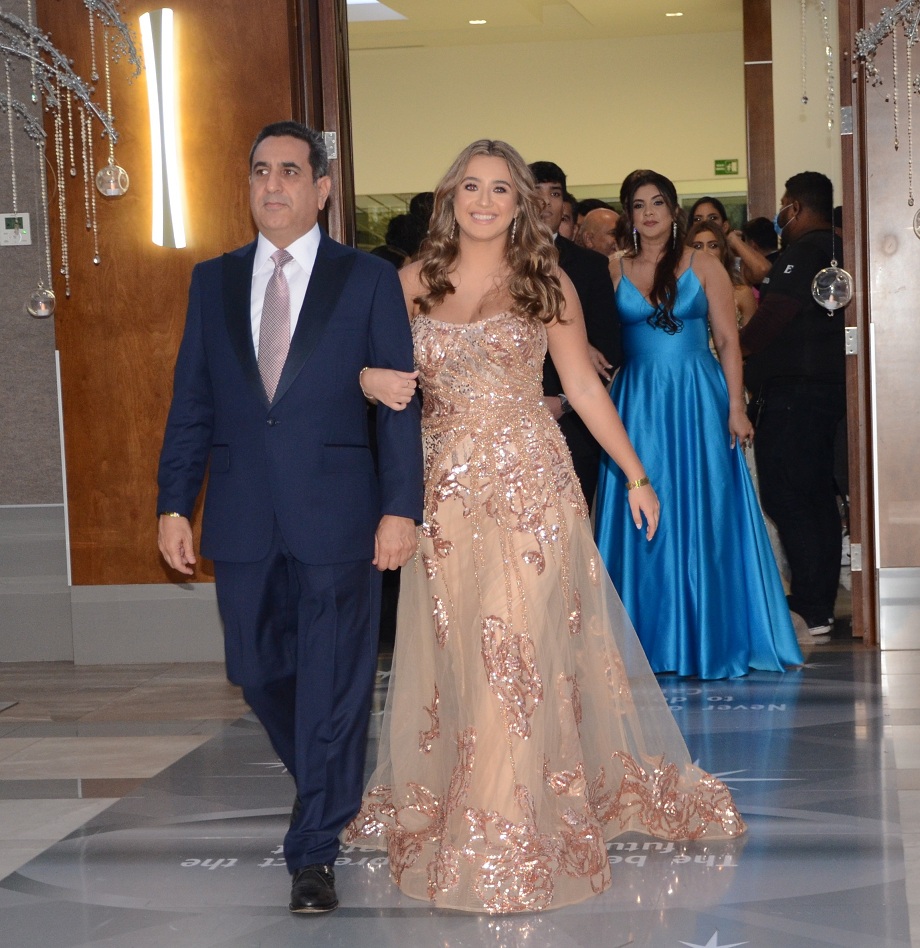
316,175,333,210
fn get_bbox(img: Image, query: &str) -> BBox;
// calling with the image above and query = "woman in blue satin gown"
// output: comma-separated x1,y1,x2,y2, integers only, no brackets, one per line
594,170,802,679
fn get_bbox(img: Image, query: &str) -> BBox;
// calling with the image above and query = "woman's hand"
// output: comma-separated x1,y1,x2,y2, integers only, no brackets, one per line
360,368,419,410
729,404,754,449
628,483,660,541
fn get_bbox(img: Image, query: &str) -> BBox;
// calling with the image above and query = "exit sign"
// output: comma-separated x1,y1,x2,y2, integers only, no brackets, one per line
714,159,739,176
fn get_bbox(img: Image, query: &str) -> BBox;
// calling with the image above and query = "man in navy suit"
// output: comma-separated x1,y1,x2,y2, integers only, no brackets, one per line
157,121,423,914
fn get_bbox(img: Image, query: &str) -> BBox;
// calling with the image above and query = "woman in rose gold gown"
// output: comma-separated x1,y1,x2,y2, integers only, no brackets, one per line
348,140,744,913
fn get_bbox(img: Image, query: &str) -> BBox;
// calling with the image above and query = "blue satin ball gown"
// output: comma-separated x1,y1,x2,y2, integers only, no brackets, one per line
594,264,803,680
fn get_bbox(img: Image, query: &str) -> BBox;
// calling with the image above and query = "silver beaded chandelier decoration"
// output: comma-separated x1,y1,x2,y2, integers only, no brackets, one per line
0,0,141,316
855,0,920,220
800,0,838,132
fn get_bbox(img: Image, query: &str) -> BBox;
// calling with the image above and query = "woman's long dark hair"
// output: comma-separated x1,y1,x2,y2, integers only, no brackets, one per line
618,169,686,335
689,195,729,226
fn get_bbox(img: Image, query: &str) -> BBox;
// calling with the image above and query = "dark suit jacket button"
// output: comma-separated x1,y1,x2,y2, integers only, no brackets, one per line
267,418,279,426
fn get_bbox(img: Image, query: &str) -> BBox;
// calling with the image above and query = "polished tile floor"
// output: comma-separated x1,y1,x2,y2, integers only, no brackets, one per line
0,630,916,947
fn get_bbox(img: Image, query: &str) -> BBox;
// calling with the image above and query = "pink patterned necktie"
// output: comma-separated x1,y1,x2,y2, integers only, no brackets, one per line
258,248,293,401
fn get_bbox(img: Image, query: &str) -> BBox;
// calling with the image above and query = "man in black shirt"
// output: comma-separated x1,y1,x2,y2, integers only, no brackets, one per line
528,160,621,509
740,171,845,637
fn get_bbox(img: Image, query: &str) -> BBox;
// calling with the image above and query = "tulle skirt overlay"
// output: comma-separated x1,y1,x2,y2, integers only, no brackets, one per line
345,313,744,913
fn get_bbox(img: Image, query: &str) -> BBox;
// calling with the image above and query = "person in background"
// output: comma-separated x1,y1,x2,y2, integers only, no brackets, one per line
686,219,757,326
740,171,846,639
594,169,802,679
689,195,731,233
529,160,621,509
580,206,622,258
573,196,614,244
559,191,577,239
729,216,778,290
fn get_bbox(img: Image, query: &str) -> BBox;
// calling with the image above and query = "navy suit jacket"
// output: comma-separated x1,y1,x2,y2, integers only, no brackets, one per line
157,230,424,565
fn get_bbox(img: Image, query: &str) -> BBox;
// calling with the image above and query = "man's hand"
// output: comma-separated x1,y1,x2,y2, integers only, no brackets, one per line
587,344,613,382
544,395,565,421
373,515,417,571
158,514,197,575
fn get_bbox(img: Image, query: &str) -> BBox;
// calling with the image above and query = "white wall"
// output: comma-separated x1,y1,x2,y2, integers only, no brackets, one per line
772,0,843,199
350,31,748,198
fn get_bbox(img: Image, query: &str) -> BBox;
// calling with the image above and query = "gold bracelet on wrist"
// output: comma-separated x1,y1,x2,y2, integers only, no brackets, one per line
359,367,378,405
626,476,650,491
158,511,182,518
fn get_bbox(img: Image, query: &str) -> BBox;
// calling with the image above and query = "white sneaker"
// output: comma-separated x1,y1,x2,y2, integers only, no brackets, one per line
808,623,832,637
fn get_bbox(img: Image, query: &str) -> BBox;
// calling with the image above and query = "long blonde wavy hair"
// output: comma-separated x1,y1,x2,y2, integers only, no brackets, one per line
414,139,565,324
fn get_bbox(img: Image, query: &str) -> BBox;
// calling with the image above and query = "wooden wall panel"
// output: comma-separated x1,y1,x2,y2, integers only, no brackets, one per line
836,0,877,642
743,0,776,217
37,0,292,584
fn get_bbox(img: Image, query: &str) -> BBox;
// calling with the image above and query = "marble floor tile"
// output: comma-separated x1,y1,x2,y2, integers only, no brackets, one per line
883,674,920,709
899,791,920,834
0,797,116,842
890,726,920,770
0,735,209,779
0,799,116,880
0,650,911,948
883,652,920,676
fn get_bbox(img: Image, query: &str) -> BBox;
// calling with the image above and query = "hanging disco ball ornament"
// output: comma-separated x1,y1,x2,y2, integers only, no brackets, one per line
95,158,130,197
812,260,853,311
27,284,56,319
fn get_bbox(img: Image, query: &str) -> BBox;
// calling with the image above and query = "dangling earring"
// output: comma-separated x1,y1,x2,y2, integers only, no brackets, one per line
510,215,518,244
672,220,678,248
451,219,457,241
632,227,639,255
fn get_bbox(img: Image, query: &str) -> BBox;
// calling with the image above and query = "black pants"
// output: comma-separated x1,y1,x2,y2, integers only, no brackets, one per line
559,411,601,512
752,380,846,628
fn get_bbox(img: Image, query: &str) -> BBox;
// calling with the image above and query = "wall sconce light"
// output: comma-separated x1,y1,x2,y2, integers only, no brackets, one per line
140,9,186,248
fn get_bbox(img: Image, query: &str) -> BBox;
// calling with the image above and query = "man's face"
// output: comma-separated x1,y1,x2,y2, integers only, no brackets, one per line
582,209,620,256
776,191,800,239
559,201,576,240
535,181,564,234
249,135,331,248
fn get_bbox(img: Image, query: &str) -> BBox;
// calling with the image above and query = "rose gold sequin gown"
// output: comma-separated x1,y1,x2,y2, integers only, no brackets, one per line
346,311,745,912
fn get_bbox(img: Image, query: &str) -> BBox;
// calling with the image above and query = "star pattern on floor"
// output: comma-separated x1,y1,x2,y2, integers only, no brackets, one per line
710,767,803,787
679,932,749,948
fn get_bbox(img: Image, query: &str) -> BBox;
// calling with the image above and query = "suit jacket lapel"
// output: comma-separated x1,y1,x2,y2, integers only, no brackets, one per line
555,233,573,269
222,243,267,405
272,231,356,405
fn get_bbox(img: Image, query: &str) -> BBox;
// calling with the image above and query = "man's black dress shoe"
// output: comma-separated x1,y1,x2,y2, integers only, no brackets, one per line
289,864,338,913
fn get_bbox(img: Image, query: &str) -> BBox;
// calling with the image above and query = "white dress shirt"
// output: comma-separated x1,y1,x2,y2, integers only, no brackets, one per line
250,225,321,356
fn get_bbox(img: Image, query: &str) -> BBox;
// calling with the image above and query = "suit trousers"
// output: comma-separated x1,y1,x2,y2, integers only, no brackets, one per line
214,524,382,871
752,380,846,628
559,411,601,513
